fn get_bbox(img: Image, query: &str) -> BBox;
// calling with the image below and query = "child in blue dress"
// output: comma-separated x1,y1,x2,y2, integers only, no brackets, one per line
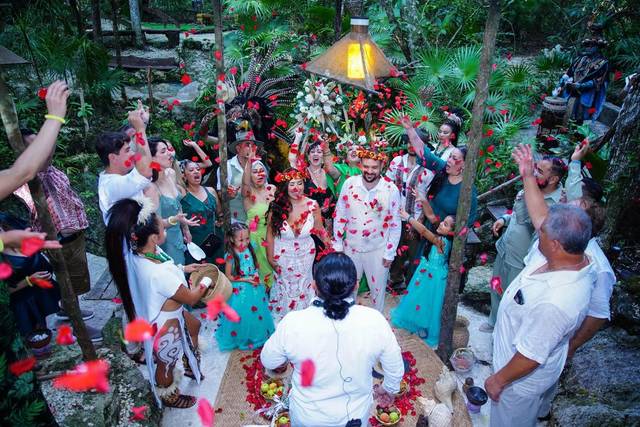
391,203,455,348
216,223,275,351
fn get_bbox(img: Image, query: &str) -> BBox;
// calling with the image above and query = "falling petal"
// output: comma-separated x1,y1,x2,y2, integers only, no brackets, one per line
125,318,154,342
197,398,215,427
300,359,316,387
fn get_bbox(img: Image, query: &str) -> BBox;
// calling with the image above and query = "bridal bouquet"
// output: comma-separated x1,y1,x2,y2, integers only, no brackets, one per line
292,78,344,137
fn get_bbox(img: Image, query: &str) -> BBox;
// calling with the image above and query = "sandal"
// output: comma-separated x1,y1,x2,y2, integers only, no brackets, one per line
183,351,205,381
160,388,197,409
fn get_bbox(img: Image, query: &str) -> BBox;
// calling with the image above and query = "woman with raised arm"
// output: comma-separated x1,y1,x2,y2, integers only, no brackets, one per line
180,160,223,263
402,115,478,226
242,145,275,287
105,198,207,408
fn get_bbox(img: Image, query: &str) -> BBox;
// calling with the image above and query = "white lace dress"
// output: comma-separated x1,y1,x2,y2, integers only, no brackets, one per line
270,209,316,322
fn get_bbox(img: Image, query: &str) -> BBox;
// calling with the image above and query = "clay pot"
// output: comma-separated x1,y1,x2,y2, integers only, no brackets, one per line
452,315,470,349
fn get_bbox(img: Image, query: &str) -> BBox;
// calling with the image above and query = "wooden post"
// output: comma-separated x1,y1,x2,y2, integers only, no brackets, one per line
437,0,501,361
334,0,343,42
129,0,144,47
212,0,230,232
146,66,154,114
0,73,97,361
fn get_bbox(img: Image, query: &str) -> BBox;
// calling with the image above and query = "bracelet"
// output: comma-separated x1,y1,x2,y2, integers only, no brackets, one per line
44,114,66,124
168,216,178,226
0,237,4,253
25,276,33,287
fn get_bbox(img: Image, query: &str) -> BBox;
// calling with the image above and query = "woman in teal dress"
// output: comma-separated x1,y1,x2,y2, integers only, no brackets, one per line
181,160,224,263
391,206,455,347
216,223,275,351
242,154,275,288
145,137,200,266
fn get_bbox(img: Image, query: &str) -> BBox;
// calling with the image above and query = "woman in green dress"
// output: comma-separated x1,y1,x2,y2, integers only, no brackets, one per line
181,160,224,264
242,147,275,288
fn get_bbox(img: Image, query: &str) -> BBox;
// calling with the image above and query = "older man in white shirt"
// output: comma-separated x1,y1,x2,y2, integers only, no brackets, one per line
261,253,404,427
485,145,597,427
333,153,402,312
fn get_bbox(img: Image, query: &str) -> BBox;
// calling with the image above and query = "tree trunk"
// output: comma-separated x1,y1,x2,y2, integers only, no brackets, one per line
212,0,230,233
0,74,97,361
129,0,144,47
110,0,128,103
600,84,640,251
334,0,343,42
437,0,501,361
69,0,85,35
379,0,412,63
91,0,103,43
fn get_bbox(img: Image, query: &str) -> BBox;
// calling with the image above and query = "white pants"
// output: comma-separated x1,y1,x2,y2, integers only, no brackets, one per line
346,246,390,312
489,387,542,427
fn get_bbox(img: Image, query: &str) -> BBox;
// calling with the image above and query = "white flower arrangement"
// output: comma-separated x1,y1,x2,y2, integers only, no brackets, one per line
292,78,344,138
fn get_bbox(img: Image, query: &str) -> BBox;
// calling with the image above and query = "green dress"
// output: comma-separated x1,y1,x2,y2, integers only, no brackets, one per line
246,202,273,288
327,163,361,196
158,193,186,265
181,189,224,263
215,247,275,351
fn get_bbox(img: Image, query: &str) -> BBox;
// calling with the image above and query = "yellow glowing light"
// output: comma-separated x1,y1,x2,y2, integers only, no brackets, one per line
347,43,372,80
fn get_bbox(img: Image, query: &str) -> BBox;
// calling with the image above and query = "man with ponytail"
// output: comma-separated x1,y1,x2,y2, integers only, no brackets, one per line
105,197,207,408
261,253,404,427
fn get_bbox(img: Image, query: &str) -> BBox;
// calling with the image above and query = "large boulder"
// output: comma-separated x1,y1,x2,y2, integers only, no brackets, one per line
40,317,161,426
550,327,640,426
460,266,492,314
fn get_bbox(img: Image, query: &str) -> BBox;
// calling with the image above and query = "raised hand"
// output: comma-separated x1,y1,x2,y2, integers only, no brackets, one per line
45,81,70,119
399,115,412,130
571,139,590,162
511,144,535,178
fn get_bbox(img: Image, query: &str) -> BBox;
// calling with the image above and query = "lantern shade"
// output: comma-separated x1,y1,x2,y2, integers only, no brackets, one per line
305,18,396,92
0,46,29,67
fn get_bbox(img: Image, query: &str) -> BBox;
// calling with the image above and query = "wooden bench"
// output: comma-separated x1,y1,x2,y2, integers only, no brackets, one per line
108,55,178,71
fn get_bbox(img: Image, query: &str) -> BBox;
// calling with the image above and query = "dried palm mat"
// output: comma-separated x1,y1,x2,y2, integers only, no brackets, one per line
213,334,472,426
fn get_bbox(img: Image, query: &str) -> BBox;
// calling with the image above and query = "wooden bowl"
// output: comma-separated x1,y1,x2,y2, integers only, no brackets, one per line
374,406,402,425
26,328,52,349
259,377,286,401
273,411,290,427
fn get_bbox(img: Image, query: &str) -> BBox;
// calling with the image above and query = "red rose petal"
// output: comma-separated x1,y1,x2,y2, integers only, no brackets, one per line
300,359,315,387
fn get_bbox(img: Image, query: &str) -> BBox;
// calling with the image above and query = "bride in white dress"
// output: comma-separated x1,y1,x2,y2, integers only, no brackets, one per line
266,169,330,321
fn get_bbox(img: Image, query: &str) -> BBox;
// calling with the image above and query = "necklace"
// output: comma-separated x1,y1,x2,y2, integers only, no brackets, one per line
142,251,171,263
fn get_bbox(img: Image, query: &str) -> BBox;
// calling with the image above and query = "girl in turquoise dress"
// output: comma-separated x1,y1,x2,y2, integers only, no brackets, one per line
391,206,455,348
216,223,275,351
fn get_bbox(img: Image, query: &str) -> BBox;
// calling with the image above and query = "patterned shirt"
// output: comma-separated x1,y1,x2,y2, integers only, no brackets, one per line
14,166,88,234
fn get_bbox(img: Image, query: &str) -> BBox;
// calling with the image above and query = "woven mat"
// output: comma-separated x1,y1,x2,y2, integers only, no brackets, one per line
213,333,471,426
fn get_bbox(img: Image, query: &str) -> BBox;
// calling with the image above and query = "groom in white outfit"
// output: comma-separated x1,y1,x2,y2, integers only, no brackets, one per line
333,148,401,312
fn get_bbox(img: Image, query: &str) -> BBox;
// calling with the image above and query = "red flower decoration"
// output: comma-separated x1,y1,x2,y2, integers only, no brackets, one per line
300,359,315,387
9,356,37,377
197,398,215,427
181,74,192,85
125,318,154,342
53,359,110,393
56,325,75,345
21,237,45,257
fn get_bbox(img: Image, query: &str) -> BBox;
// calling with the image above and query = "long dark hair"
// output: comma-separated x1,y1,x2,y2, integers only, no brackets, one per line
266,169,297,237
147,136,168,182
312,252,357,320
105,199,161,322
427,146,468,201
225,222,259,276
442,108,465,146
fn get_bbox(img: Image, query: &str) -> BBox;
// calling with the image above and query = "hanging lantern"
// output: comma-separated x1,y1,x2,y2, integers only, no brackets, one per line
305,17,396,92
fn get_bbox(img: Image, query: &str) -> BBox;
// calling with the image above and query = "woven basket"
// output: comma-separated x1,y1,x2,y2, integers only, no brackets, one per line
453,315,470,349
190,264,232,303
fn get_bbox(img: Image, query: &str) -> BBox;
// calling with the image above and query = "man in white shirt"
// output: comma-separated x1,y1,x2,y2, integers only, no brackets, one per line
216,130,263,224
385,141,433,290
96,105,153,223
261,253,404,427
333,150,402,312
485,145,597,427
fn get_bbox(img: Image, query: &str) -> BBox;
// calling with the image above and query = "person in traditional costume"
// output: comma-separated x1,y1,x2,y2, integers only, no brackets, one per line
105,197,207,408
261,252,404,427
333,144,402,312
266,168,329,321
557,23,609,122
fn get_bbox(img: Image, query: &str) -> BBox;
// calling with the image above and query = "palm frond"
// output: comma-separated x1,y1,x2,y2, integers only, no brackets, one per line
414,49,453,96
448,45,481,93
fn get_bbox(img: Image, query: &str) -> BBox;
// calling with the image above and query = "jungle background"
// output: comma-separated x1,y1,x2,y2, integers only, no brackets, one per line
0,0,639,425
